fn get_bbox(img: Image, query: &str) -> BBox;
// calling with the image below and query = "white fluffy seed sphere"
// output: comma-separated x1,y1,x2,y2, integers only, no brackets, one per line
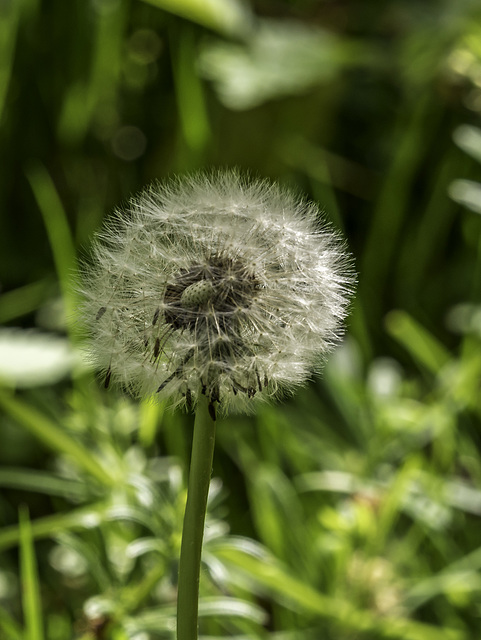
79,171,355,413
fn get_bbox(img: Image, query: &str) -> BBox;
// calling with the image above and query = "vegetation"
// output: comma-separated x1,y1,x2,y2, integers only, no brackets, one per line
1,0,481,638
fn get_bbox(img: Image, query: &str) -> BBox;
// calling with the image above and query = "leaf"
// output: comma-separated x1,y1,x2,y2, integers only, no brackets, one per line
124,597,267,634
449,179,481,215
26,162,79,330
453,125,481,164
0,502,108,551
0,280,53,325
0,467,86,499
385,310,451,374
19,506,44,640
138,396,165,448
0,606,23,640
199,20,344,110
0,391,114,487
198,596,267,624
140,0,250,37
0,328,81,388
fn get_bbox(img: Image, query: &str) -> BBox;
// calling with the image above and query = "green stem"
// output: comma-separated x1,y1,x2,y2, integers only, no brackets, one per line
177,393,217,640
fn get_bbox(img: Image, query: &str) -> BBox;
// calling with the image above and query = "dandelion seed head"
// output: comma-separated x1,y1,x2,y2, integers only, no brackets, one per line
79,170,355,413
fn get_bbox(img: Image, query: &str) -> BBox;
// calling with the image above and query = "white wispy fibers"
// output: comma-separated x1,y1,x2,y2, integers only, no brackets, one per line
80,171,355,414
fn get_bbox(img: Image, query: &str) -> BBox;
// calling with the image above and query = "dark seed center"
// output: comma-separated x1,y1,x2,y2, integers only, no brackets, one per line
163,255,258,332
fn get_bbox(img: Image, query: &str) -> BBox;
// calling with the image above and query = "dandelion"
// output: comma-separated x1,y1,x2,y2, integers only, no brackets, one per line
79,170,355,640
81,170,354,416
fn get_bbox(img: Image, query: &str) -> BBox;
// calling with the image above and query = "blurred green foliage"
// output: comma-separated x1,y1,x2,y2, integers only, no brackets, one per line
1,0,481,638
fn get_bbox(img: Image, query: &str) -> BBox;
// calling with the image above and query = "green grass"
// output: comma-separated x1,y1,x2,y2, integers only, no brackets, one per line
1,0,481,638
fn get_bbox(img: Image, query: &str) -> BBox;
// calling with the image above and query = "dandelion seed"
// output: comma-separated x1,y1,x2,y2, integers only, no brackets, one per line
79,170,355,413
185,387,193,411
104,366,111,389
152,337,160,360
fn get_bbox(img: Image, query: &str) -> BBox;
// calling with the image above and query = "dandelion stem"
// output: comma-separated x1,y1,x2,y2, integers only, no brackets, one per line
177,393,216,640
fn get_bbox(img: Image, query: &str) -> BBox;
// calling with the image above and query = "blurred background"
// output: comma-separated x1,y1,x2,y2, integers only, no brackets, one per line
1,0,481,638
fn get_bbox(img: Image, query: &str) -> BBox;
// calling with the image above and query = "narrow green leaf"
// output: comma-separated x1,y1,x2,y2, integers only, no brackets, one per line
0,503,108,551
0,0,20,123
140,0,250,37
53,532,111,592
385,310,451,374
171,26,210,154
25,162,79,332
0,329,79,388
361,93,436,313
138,397,165,448
0,391,114,487
0,606,23,640
19,506,44,640
405,570,481,612
121,561,167,613
198,597,267,624
373,458,420,551
405,543,481,612
453,125,481,164
125,597,266,634
0,468,86,498
449,179,481,215
0,279,53,324
402,150,466,301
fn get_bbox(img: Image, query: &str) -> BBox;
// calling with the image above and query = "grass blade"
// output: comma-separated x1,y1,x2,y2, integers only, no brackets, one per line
0,502,108,551
19,506,44,640
140,0,250,37
0,606,23,640
385,310,451,374
0,391,114,487
25,162,78,332
0,467,86,499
